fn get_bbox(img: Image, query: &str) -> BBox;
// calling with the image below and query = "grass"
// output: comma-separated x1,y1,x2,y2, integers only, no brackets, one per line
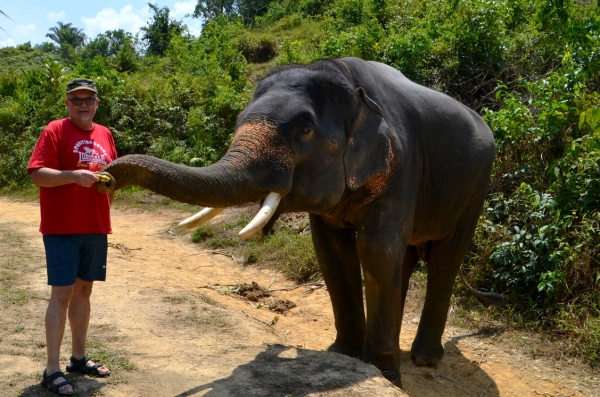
0,227,45,308
111,185,201,213
162,291,230,330
88,348,137,372
188,210,320,282
163,295,190,304
190,225,215,242
0,184,39,201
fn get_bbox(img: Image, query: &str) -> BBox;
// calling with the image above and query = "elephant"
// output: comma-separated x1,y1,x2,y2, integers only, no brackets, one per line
96,57,503,387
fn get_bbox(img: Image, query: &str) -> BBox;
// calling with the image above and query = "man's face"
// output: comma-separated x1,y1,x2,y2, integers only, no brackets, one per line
65,89,98,126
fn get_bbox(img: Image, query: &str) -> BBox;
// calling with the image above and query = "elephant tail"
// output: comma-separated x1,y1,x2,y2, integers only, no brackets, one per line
458,270,504,307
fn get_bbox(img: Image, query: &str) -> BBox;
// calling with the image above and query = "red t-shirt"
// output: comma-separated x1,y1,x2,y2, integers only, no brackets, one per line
27,118,118,234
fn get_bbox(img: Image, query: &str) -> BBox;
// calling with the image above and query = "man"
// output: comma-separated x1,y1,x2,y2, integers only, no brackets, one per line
28,78,116,396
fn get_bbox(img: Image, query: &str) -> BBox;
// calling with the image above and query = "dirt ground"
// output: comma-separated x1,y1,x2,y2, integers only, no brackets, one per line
0,196,598,397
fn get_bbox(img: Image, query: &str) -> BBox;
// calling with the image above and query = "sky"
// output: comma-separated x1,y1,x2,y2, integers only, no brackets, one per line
0,0,204,48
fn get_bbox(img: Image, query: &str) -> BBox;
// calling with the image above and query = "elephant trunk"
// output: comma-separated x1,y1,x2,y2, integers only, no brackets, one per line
96,154,267,208
97,121,294,238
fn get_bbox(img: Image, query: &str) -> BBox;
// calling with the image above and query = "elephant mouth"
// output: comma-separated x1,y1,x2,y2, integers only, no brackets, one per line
178,192,282,239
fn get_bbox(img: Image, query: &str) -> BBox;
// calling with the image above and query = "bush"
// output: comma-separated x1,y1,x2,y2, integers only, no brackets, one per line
190,225,215,242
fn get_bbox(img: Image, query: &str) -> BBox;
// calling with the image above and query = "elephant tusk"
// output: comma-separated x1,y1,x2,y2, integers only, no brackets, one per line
178,207,225,229
238,192,281,240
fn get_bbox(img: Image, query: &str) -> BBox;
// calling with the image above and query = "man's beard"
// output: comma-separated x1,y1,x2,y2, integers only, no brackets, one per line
76,113,91,123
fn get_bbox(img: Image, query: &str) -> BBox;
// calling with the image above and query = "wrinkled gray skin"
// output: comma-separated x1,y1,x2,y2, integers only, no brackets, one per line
97,57,500,386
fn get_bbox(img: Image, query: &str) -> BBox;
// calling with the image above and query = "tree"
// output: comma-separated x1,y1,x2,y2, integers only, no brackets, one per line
17,41,32,51
46,22,86,50
239,0,271,26
193,0,237,20
140,3,186,56
193,0,272,26
115,37,138,72
83,29,134,60
35,42,57,53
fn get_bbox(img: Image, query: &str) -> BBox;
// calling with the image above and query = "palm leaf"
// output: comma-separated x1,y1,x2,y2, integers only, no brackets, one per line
0,9,14,20
0,9,13,38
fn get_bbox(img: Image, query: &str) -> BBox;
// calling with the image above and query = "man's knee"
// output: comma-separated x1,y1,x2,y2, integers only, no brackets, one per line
50,285,74,306
72,278,94,299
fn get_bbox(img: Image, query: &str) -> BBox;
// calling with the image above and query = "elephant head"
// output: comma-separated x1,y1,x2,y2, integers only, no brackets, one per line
97,60,392,238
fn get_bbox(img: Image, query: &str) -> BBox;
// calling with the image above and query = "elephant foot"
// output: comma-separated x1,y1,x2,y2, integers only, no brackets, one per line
326,341,362,359
381,370,402,388
411,354,440,367
363,346,402,388
410,340,444,367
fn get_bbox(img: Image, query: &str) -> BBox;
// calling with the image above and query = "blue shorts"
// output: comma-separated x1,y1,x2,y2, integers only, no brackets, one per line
42,234,108,286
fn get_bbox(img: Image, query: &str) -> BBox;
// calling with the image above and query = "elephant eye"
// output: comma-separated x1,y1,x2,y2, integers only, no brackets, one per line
299,126,315,141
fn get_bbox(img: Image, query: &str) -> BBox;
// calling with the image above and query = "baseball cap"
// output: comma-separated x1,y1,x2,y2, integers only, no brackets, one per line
66,78,98,94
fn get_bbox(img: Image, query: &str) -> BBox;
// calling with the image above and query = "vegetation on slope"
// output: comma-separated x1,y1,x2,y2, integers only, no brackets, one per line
0,0,599,366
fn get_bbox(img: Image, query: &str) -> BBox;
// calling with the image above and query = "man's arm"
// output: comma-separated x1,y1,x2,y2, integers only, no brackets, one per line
30,167,100,188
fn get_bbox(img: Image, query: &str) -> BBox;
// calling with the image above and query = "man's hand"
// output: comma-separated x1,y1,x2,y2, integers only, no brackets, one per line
71,170,100,187
30,168,99,188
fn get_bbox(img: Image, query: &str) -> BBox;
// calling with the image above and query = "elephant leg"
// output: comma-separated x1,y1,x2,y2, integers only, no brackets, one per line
411,191,487,367
400,246,419,322
357,218,410,386
309,214,364,358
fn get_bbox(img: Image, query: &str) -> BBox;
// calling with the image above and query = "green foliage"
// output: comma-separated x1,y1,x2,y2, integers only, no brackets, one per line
255,228,319,282
141,3,188,56
465,10,600,361
189,216,319,282
82,30,136,62
0,61,68,187
193,0,273,27
486,183,563,303
45,21,86,63
0,46,61,75
115,37,139,72
190,225,215,242
46,22,86,49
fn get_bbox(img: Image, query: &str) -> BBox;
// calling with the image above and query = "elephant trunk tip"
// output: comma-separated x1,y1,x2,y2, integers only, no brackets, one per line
95,172,116,194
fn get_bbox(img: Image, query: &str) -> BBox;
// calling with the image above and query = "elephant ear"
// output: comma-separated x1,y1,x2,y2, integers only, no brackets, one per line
344,87,392,191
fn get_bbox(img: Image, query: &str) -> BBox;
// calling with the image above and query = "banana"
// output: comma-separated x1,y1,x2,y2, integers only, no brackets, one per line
94,173,111,183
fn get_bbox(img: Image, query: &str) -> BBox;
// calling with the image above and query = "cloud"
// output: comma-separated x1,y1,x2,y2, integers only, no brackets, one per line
0,38,16,48
81,5,148,39
172,1,203,37
47,11,66,22
172,1,196,19
0,24,34,48
15,24,36,35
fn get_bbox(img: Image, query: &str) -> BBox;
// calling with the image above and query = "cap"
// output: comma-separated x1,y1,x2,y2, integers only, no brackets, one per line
66,78,98,94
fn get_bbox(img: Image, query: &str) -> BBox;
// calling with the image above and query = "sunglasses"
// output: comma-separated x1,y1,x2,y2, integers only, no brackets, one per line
68,97,97,106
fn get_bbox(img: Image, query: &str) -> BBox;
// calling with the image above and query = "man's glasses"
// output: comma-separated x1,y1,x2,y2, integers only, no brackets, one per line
68,97,97,106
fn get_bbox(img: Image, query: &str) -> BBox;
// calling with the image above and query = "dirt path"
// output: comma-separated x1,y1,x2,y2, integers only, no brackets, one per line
0,197,597,397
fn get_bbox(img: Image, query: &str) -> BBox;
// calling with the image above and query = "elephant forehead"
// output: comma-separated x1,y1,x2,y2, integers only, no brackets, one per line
232,120,293,170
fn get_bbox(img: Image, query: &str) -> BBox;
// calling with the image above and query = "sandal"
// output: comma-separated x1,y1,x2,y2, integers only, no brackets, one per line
66,356,111,377
41,370,76,396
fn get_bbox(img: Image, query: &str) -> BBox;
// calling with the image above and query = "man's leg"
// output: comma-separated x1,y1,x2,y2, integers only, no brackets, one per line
69,277,110,375
45,285,75,394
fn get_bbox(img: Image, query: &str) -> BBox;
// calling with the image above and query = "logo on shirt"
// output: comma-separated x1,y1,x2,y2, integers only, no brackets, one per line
73,140,108,166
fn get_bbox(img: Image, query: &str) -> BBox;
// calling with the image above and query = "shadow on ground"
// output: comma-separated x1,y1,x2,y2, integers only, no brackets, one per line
174,344,401,396
18,374,106,397
12,333,501,397
173,334,501,397
400,330,501,397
